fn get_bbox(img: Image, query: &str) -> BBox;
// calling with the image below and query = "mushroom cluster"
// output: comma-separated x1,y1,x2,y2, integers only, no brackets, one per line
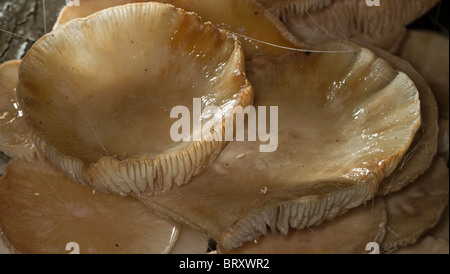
0,0,448,254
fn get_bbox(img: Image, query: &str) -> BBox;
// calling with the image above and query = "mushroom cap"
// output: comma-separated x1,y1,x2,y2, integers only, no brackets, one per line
218,198,386,254
399,30,449,119
358,43,440,196
139,40,421,250
0,158,206,254
54,0,306,60
163,0,306,59
0,60,40,161
382,157,449,252
276,0,440,52
16,3,253,195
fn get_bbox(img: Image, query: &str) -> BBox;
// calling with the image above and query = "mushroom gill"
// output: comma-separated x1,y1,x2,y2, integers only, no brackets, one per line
0,158,208,254
16,3,253,195
274,0,440,52
0,60,40,161
139,40,421,250
218,198,386,254
381,157,449,252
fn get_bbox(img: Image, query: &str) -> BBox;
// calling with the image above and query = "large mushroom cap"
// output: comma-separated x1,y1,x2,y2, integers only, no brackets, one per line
16,2,253,195
139,40,422,250
0,60,40,161
0,158,208,254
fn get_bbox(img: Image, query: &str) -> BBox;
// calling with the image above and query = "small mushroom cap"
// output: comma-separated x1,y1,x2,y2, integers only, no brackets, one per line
392,236,449,254
139,40,421,250
277,0,439,52
17,3,253,195
0,60,40,161
399,30,449,119
218,198,386,254
0,158,185,254
382,157,449,252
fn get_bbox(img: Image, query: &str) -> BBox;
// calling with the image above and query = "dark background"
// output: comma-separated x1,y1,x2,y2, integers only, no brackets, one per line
410,0,449,35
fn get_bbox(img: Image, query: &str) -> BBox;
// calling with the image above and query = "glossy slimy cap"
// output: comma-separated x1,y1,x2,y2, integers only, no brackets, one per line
17,2,253,195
